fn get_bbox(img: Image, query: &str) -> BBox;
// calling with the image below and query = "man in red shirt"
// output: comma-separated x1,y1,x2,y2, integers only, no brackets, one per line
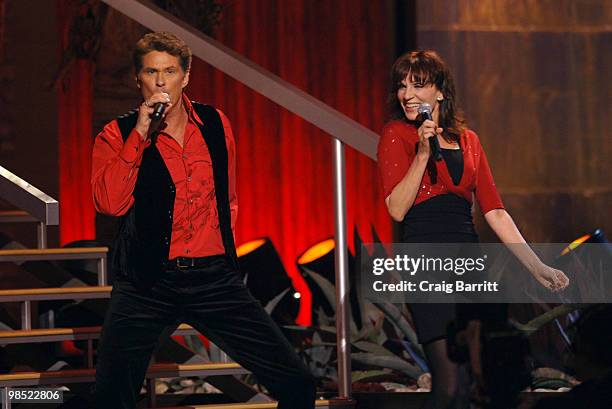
92,32,315,409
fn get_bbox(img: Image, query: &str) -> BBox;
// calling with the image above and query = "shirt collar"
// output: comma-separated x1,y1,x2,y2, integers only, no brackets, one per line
181,93,203,126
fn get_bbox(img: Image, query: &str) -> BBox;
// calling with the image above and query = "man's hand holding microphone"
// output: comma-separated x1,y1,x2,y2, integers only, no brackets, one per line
135,92,171,140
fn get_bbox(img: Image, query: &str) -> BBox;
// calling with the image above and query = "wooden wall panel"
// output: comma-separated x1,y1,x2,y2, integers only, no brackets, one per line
1,0,59,248
416,0,612,242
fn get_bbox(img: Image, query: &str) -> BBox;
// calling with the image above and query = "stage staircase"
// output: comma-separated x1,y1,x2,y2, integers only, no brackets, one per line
0,166,354,409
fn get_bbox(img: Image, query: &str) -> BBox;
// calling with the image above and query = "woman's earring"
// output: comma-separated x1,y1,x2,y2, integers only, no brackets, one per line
436,96,444,102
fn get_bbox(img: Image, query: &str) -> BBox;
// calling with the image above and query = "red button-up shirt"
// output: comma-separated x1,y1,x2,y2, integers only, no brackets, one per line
91,94,237,259
377,120,504,214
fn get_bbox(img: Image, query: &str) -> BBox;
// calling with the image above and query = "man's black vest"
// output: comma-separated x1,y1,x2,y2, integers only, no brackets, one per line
112,102,238,287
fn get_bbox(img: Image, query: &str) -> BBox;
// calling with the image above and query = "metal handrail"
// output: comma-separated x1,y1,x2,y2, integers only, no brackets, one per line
0,166,59,248
101,0,361,400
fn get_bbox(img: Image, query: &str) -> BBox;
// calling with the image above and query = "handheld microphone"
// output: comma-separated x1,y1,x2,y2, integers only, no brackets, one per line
417,103,442,161
150,102,166,121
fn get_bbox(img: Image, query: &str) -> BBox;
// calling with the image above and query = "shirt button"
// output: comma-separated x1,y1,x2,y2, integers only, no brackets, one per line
187,176,192,182
189,199,194,204
185,249,190,254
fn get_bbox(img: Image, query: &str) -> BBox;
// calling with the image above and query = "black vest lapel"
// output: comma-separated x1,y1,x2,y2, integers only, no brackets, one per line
191,102,238,269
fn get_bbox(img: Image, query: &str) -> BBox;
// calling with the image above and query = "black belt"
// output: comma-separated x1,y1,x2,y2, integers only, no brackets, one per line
167,255,225,269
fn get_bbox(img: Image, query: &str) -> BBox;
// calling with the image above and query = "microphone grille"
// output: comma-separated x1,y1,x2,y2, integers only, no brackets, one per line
417,103,432,115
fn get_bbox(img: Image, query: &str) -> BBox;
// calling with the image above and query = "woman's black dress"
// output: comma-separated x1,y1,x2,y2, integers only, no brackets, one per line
399,148,477,344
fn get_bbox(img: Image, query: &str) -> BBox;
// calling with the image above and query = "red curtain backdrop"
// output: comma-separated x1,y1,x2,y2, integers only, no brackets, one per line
57,0,96,245
187,0,394,324
0,0,4,59
55,0,394,324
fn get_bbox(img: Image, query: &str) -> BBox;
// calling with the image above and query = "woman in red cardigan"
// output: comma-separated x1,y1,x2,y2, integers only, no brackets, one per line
377,50,569,408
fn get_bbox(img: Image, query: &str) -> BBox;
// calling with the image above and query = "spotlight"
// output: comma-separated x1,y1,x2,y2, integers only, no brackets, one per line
297,239,360,326
556,229,612,302
237,238,299,324
297,239,336,318
297,239,336,281
560,228,611,256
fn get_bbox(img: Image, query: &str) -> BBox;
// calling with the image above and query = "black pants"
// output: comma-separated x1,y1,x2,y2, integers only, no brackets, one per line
95,255,315,409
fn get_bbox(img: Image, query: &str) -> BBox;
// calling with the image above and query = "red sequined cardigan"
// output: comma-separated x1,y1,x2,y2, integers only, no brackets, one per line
377,120,504,214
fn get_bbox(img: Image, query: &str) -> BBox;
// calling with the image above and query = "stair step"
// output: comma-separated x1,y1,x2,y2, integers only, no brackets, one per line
0,210,37,223
0,285,112,302
0,247,109,285
151,399,354,409
0,323,197,344
0,246,108,259
0,362,248,387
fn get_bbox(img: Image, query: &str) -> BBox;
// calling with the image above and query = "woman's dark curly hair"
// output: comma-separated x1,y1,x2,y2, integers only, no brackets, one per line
387,50,466,143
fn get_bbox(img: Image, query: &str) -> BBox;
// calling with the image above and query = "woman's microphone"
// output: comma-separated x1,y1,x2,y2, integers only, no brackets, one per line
418,103,442,161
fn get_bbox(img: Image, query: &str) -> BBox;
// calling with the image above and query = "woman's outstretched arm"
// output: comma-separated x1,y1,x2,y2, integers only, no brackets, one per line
484,209,569,291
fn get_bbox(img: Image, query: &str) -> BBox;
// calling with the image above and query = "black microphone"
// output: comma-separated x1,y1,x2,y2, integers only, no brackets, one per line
417,103,442,161
150,102,167,121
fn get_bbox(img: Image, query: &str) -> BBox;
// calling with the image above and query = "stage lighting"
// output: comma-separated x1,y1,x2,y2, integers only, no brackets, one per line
297,238,336,281
297,239,362,326
236,238,299,324
560,228,610,255
555,229,612,303
297,239,336,318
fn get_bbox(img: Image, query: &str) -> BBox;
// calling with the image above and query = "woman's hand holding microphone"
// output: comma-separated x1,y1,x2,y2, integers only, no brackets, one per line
417,119,443,160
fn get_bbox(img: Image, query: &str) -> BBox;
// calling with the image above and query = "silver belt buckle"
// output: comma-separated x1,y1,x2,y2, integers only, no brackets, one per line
176,257,195,269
